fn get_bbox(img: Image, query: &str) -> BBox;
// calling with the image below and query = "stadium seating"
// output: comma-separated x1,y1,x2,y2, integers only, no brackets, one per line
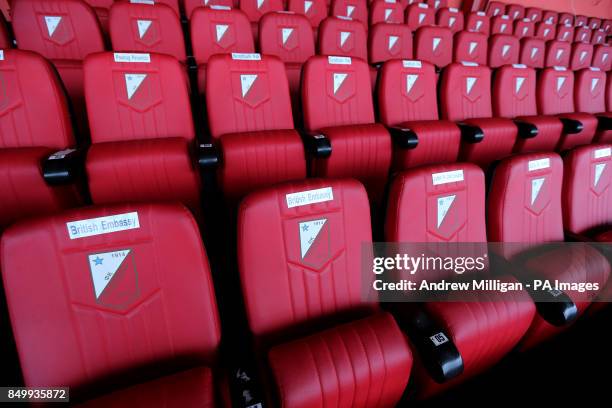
513,18,535,39
437,7,464,33
465,11,490,35
490,14,512,35
288,0,328,29
559,12,573,26
525,7,542,22
240,0,284,39
542,10,558,25
575,15,588,28
368,22,413,65
454,30,487,65
574,26,592,43
592,44,611,71
507,3,524,20
545,40,571,68
406,2,435,31
486,1,504,18
488,33,519,68
574,67,611,143
570,42,594,70
535,21,556,41
331,0,368,24
519,37,545,68
370,0,404,25
556,23,574,42
414,26,452,68
318,16,368,61
592,29,607,45
185,0,232,18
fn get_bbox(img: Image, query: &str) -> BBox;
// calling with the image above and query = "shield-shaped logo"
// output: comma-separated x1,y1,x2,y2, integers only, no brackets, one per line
403,73,424,101
388,35,400,54
115,72,161,111
514,76,528,100
89,249,139,309
280,27,298,50
526,176,550,214
134,19,160,47
40,14,74,45
427,193,465,239
338,30,354,52
328,71,355,102
234,72,270,107
463,76,480,102
299,218,331,269
213,23,235,49
555,75,568,97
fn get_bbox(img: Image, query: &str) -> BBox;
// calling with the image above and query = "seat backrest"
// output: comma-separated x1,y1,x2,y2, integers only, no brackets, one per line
591,29,607,45
368,23,413,65
426,0,447,9
575,15,588,28
238,179,376,342
487,152,565,246
506,4,525,20
603,19,612,33
574,26,592,43
288,0,328,28
259,12,315,64
513,18,535,39
542,10,558,25
440,61,491,121
331,0,368,24
559,12,573,26
556,23,574,42
302,55,374,132
1,203,221,389
453,30,487,65
0,49,74,149
490,15,513,35
537,66,575,115
486,1,504,17
370,0,404,25
570,42,593,70
386,164,487,243
492,63,538,118
545,40,571,68
205,53,293,139
437,7,464,33
12,0,104,61
405,2,435,31
488,34,519,68
414,26,452,68
184,0,233,18
592,44,611,71
574,67,607,114
525,7,542,22
519,37,545,68
84,52,194,144
109,2,186,63
190,7,255,65
562,144,612,235
239,0,283,23
535,21,555,41
465,11,490,35
378,59,439,125
318,17,367,60
588,17,602,30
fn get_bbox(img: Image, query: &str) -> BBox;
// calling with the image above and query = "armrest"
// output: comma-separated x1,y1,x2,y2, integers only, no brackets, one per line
299,130,332,158
197,143,220,170
596,115,612,131
228,366,266,408
564,230,590,242
513,119,539,139
387,126,419,149
560,117,584,134
42,148,84,185
457,122,484,143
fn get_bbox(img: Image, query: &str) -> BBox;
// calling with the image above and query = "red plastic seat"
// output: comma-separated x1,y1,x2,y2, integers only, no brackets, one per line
302,56,392,200
1,203,222,399
405,2,435,31
368,23,413,65
491,14,513,35
12,0,106,135
440,62,517,168
545,40,571,68
288,0,328,29
378,59,460,170
535,21,556,41
184,0,233,18
513,18,535,39
519,37,545,68
559,12,573,26
239,0,283,39
454,30,487,65
507,4,525,20
542,10,558,25
191,7,255,95
589,17,602,30
414,26,452,68
331,0,368,24
370,0,404,25
537,66,597,150
570,42,593,70
591,29,607,45
205,53,306,198
575,15,588,28
574,26,592,43
486,1,504,18
318,17,368,60
574,67,611,143
0,49,82,228
593,44,611,71
84,52,202,213
238,179,413,407
556,23,574,42
492,64,563,153
84,0,113,34
488,34,519,68
109,2,186,63
603,19,612,33
426,0,447,9
465,11,490,35
525,7,543,22
437,7,464,34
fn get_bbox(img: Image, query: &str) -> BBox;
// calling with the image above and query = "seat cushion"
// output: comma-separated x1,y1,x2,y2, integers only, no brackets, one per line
268,312,412,408
0,147,81,228
86,138,201,214
556,112,597,151
79,367,216,408
514,115,563,153
219,129,306,199
310,123,392,201
460,118,517,168
391,120,460,171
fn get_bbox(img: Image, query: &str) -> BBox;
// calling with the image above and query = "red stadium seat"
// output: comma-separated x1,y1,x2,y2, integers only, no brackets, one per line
414,26,452,68
437,7,464,34
238,179,413,407
378,59,460,169
184,0,233,18
542,10,558,25
519,37,545,68
0,203,222,399
488,34,519,68
486,1,504,18
205,53,306,198
302,56,392,200
537,67,597,150
589,17,602,30
574,26,592,43
109,2,186,63
492,64,563,153
83,52,202,213
240,0,283,39
575,15,588,28
545,40,571,68
440,62,517,168
603,19,612,33
574,67,611,143
370,0,404,25
0,49,82,228
507,4,525,20
465,11,490,35
454,30,487,65
191,7,255,95
525,7,543,22
559,12,573,26
593,44,611,71
491,14,513,35
0,15,11,48
570,42,593,70
84,0,113,34
318,17,368,60
368,23,413,65
592,29,607,45
331,0,368,24
556,23,574,42
514,18,535,39
426,0,446,9
535,21,556,41
406,2,435,31
288,0,328,29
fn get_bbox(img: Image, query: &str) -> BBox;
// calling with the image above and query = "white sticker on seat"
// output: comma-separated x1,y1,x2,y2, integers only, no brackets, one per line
418,13,426,24
461,61,478,66
210,5,231,10
0,50,4,61
450,8,459,12
89,249,131,298
475,21,483,31
530,47,539,59
231,53,261,60
67,212,140,239
432,169,464,185
512,64,527,68
286,187,334,208
531,178,545,205
476,11,485,16
114,53,151,63
594,163,606,187
328,55,351,65
44,16,62,37
437,195,455,228
556,76,566,91
595,147,611,158
388,35,399,50
402,60,421,68
418,3,428,8
502,44,511,57
130,0,155,4
430,332,449,346
528,158,550,171
137,19,152,39
556,49,564,60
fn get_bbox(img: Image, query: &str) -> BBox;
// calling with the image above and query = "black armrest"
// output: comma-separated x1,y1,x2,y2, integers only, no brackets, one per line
560,117,584,134
596,115,612,131
564,230,590,242
457,122,484,143
300,131,332,158
43,148,84,185
513,119,539,139
387,126,419,149
197,143,219,169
